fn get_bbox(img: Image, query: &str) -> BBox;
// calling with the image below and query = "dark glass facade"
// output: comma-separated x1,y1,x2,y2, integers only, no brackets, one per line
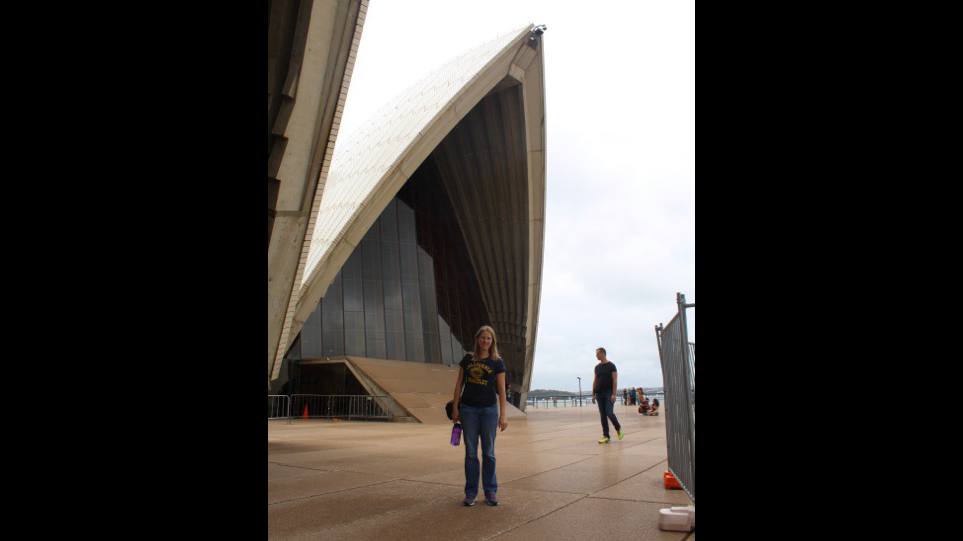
283,154,491,381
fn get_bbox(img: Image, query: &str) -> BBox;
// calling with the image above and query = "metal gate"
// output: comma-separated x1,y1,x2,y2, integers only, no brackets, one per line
655,292,695,503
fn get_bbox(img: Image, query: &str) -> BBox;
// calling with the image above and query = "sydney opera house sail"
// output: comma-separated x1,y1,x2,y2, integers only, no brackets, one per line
270,22,546,413
268,0,368,387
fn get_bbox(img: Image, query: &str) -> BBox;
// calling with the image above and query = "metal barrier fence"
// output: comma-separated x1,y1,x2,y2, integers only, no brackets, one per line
268,395,291,424
655,292,695,503
289,394,392,421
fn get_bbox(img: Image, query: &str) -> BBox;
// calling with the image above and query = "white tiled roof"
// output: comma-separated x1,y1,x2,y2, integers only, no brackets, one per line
301,25,532,293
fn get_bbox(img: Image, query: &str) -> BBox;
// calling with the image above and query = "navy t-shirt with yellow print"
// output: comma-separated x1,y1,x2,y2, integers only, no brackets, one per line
459,354,506,407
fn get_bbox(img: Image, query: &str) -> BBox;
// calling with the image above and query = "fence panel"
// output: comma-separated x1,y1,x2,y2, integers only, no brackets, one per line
290,395,392,421
656,293,695,503
268,395,291,423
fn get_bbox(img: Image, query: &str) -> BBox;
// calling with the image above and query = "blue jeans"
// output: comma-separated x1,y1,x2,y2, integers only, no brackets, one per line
459,403,498,495
595,391,621,438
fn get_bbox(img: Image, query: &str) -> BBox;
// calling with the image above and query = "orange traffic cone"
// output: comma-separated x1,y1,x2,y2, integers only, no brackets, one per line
302,404,309,419
664,471,683,489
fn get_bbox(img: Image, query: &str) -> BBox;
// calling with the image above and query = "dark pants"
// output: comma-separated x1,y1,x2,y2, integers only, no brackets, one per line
595,391,621,438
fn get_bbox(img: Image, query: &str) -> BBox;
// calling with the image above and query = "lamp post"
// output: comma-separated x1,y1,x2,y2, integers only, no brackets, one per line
576,377,582,407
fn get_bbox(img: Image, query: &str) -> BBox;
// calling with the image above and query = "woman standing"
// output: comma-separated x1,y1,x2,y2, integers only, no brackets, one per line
451,325,508,506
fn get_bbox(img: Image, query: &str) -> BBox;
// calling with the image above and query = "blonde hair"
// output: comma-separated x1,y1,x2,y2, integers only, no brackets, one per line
472,325,501,361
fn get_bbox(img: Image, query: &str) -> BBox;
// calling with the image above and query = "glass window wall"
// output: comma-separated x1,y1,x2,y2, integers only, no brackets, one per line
285,153,490,369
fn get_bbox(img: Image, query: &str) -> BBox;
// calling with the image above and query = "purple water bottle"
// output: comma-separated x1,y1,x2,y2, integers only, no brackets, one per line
450,423,462,446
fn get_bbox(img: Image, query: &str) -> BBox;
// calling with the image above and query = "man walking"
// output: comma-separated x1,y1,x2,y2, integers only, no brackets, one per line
591,347,623,443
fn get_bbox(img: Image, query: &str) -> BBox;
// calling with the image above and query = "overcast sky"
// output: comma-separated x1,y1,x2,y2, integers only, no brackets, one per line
336,0,695,391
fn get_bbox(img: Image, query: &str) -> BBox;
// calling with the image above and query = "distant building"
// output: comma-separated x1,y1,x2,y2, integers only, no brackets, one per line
268,21,547,417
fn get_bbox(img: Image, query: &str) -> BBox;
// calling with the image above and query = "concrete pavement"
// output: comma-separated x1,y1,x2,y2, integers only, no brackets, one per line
268,402,694,540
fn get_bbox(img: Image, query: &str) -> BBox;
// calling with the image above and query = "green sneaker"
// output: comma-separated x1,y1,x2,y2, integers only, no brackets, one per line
597,436,611,444
618,430,624,440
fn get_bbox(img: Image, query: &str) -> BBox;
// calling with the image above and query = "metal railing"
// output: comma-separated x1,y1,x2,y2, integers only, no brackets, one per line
268,395,291,424
289,394,392,421
526,393,665,409
526,396,585,408
655,292,695,503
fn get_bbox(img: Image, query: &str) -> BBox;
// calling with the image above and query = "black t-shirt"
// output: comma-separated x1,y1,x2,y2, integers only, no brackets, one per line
594,361,617,393
459,354,506,407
